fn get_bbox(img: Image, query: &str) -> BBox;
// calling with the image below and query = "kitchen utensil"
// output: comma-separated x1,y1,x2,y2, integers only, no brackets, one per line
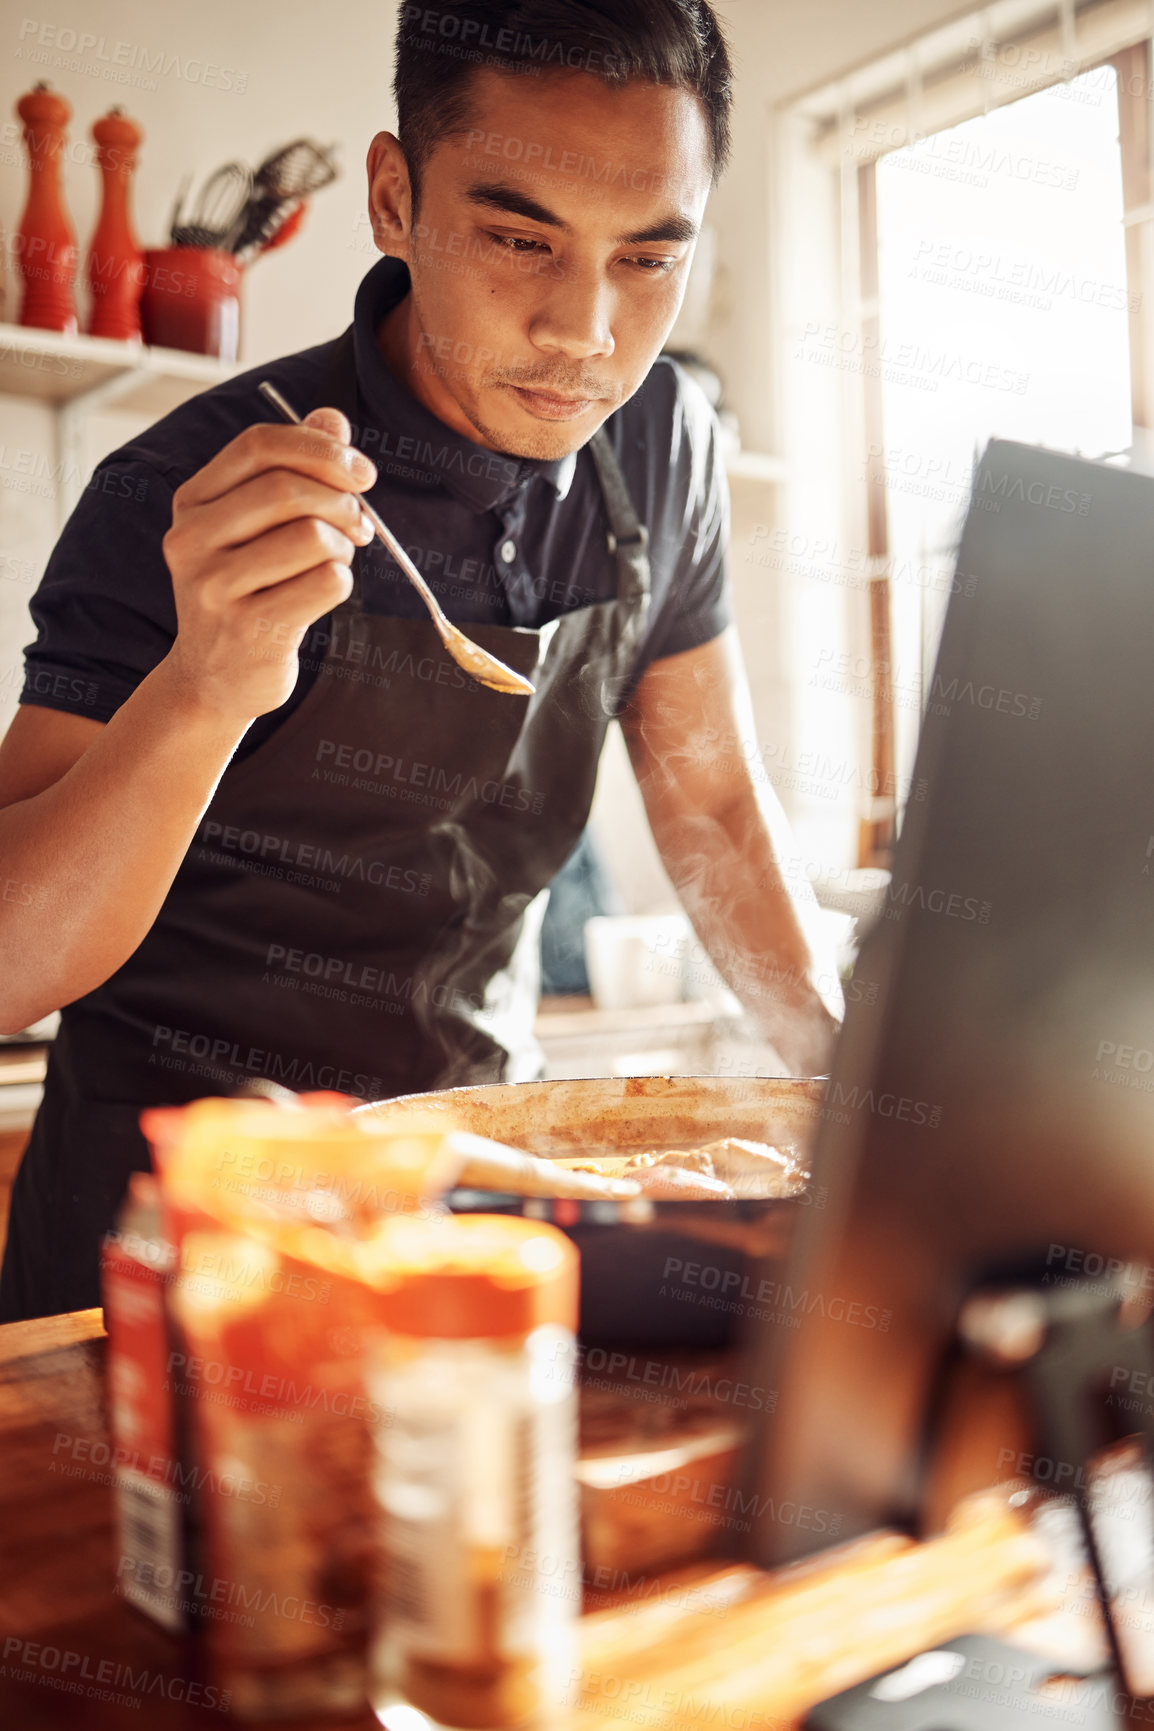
257,380,536,697
229,138,338,265
165,173,190,250
87,107,144,341
15,82,77,333
142,247,240,360
449,1131,640,1200
255,138,338,197
256,202,307,257
357,1075,825,1346
232,196,302,265
170,161,252,250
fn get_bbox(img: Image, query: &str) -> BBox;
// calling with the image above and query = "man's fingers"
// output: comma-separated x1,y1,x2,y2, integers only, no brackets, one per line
239,562,355,640
176,419,376,510
206,518,360,605
302,405,353,443
181,469,372,555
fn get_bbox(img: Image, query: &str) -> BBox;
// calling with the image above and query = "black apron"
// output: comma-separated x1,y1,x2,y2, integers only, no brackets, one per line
1,329,651,1321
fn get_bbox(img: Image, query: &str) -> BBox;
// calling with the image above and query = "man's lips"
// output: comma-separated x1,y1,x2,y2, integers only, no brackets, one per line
505,383,601,420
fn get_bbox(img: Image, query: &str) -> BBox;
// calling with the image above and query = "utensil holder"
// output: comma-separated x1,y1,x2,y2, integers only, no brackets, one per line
141,246,240,359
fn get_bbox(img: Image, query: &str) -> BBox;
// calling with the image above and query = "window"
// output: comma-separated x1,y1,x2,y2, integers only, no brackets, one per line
773,10,1151,874
875,68,1132,801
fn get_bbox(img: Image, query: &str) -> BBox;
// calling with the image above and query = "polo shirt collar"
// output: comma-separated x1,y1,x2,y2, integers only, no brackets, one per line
352,256,577,509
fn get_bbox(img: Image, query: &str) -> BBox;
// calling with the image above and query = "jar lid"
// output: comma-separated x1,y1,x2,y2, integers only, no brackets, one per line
368,1215,578,1338
143,1096,460,1233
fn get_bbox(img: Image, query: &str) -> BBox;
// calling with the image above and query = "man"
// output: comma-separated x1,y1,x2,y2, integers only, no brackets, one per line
0,0,841,1321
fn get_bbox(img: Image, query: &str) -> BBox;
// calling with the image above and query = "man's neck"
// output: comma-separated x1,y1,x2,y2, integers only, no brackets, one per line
376,286,493,449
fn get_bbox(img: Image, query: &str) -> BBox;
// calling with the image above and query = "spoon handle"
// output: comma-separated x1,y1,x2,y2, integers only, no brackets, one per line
257,379,447,617
258,380,534,697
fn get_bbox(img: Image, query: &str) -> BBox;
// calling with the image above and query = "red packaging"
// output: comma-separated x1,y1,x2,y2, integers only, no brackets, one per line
102,1172,186,1631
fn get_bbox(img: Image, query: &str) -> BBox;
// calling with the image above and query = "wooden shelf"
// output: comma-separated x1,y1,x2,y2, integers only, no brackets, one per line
0,321,233,418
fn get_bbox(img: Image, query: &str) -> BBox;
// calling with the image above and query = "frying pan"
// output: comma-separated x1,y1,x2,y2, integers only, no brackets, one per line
358,1075,824,1347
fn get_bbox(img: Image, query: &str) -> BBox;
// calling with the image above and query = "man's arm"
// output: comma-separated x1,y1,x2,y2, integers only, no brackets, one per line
621,627,843,1077
0,408,376,1035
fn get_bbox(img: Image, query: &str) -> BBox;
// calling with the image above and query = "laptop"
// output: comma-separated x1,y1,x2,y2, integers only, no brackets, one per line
741,438,1154,1571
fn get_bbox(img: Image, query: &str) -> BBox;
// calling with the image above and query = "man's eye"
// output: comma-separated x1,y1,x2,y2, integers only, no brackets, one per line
628,257,676,273
490,234,548,254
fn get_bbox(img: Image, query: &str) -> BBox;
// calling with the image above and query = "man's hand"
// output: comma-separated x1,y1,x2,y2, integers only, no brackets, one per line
766,992,842,1079
161,407,377,724
623,628,844,1078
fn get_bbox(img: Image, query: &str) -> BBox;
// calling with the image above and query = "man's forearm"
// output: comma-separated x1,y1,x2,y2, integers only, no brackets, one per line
622,632,843,1077
0,658,250,1033
645,792,843,1075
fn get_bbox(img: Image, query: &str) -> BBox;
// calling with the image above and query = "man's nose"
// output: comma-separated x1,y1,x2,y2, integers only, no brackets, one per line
527,261,615,362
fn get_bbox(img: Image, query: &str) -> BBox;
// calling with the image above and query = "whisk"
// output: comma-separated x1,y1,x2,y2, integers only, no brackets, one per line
169,161,253,249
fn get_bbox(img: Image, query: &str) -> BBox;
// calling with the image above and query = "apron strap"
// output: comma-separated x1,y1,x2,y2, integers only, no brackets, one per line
588,426,652,615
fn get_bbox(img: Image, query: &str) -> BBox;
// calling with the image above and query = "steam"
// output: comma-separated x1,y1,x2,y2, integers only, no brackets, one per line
623,645,844,1074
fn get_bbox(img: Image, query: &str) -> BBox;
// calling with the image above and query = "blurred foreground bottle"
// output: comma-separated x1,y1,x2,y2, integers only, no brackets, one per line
141,1094,459,1720
367,1214,580,1730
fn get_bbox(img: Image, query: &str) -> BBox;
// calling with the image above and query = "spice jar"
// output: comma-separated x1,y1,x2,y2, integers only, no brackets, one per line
142,1096,460,1720
368,1215,580,1729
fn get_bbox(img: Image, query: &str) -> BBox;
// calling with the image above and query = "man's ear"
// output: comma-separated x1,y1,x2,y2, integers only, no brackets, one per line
366,132,414,262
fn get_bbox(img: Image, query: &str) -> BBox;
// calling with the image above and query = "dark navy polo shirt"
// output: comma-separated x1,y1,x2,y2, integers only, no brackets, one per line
22,256,732,747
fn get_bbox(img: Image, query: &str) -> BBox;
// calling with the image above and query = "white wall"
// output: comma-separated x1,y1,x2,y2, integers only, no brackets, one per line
0,0,408,734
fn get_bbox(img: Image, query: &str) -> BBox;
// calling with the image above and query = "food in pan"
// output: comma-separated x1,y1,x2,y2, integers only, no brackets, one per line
646,1149,715,1177
614,1156,736,1200
701,1138,810,1197
556,1138,809,1201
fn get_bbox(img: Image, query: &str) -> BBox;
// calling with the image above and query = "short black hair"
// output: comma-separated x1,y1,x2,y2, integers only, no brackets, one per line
394,0,732,198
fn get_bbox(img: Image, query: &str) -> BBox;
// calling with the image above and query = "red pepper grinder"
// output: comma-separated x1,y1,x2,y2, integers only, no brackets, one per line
88,107,144,341
15,82,78,334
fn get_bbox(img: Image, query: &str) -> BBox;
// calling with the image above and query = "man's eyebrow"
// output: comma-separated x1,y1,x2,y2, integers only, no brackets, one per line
463,180,699,247
618,214,699,246
465,182,570,230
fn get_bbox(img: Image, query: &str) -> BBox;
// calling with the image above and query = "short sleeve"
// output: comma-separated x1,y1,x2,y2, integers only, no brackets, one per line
21,457,178,723
633,362,733,671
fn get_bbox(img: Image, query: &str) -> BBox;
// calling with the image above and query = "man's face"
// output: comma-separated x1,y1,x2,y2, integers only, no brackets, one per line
369,68,714,459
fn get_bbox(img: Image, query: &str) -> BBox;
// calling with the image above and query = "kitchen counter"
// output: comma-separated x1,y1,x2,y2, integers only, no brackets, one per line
0,1310,1104,1730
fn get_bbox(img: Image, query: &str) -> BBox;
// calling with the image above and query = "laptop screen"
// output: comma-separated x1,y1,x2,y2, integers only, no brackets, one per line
741,437,1154,1568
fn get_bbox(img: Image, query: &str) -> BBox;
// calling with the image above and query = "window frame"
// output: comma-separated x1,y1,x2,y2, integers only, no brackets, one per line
777,9,1152,870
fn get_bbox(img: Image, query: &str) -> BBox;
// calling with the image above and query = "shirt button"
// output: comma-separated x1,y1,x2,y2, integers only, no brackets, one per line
499,538,517,564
